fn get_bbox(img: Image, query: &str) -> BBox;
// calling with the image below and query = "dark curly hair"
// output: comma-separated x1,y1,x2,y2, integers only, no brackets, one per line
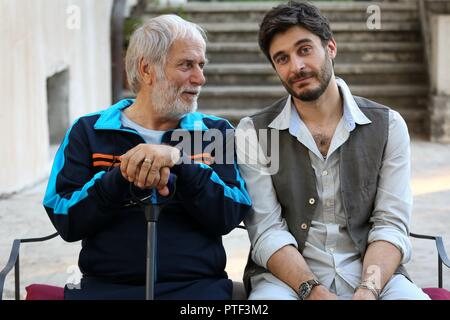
258,1,333,64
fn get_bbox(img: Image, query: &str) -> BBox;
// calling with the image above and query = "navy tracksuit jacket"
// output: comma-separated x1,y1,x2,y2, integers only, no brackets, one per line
43,99,251,299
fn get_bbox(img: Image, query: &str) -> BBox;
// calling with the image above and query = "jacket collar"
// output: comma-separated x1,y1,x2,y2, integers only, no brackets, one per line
94,99,209,132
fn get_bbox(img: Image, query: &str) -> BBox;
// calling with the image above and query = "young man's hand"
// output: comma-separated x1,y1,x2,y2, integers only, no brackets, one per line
120,144,180,194
306,285,339,300
352,287,377,300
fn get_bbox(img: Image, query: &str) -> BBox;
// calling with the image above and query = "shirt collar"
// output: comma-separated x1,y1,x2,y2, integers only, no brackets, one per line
268,98,292,130
268,77,372,132
336,77,371,131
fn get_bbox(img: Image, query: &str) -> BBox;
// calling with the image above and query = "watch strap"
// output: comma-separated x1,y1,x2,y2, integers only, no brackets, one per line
298,279,321,300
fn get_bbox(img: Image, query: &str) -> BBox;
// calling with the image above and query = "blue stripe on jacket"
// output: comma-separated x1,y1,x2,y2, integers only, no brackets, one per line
44,99,251,214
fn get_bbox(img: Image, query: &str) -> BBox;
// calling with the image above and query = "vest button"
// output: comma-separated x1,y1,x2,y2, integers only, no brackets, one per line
308,198,316,205
300,223,308,230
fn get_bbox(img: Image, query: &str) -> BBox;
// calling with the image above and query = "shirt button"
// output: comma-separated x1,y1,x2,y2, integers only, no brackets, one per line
322,170,328,176
336,268,342,274
300,223,308,230
329,247,335,253
308,198,316,205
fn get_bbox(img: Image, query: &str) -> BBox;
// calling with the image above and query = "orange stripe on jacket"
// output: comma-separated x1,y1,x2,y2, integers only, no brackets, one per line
189,153,215,165
93,161,121,167
92,153,121,160
189,153,213,160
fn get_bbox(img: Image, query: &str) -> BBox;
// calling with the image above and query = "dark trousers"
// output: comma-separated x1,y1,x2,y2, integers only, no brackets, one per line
64,276,232,300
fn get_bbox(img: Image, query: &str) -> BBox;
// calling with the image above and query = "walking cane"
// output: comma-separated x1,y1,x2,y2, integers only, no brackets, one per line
129,174,177,300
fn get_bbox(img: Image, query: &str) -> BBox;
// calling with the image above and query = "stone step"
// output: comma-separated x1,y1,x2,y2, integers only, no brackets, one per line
203,63,427,85
198,107,427,137
206,42,424,64
122,88,427,136
199,22,420,43
145,1,418,23
198,105,426,123
201,21,421,32
199,84,428,98
138,0,426,137
197,84,428,110
124,84,429,107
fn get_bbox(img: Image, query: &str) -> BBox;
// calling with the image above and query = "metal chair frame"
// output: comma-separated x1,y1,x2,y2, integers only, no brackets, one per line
1,231,450,300
0,232,59,300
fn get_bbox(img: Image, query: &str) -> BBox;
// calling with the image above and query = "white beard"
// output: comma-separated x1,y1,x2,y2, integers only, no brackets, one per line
151,78,200,120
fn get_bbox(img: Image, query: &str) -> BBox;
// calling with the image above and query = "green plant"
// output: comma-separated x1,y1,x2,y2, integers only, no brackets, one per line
124,17,143,47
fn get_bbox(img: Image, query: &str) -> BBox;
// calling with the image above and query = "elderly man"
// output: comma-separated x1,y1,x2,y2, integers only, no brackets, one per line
43,14,251,300
236,2,429,300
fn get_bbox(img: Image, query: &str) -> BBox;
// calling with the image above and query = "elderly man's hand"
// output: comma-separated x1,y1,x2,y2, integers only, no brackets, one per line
120,144,181,194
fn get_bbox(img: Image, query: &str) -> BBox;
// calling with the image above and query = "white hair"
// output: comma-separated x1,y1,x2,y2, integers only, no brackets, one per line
125,14,207,94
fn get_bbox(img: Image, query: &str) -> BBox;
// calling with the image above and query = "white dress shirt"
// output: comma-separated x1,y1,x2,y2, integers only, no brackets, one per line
236,77,413,294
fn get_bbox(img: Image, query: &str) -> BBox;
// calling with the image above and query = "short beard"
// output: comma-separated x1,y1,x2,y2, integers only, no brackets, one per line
281,53,333,102
151,71,199,120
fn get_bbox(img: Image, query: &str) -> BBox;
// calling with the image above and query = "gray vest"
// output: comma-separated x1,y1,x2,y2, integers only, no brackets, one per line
243,96,408,292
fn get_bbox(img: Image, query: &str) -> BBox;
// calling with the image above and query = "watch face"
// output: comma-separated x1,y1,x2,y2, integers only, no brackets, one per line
299,282,312,300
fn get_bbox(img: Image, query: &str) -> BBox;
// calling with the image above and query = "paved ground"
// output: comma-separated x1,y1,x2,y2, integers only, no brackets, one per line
1,139,449,300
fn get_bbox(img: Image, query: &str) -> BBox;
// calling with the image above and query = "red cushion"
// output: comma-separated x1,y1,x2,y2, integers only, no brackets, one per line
422,287,450,300
22,284,449,300
25,284,64,300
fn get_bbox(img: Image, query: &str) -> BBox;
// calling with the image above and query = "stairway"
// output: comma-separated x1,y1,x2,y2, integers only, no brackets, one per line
138,1,428,137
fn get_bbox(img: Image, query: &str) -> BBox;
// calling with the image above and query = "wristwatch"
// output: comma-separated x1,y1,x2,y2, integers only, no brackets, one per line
298,279,321,300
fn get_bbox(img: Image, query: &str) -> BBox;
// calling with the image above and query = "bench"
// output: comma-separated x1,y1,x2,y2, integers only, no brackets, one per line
1,232,450,300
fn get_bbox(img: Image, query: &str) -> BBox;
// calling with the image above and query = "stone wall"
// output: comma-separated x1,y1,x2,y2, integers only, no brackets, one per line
0,0,114,195
420,0,450,142
429,15,450,142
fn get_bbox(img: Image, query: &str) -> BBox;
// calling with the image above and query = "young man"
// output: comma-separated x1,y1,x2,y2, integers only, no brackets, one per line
236,2,429,300
43,15,251,299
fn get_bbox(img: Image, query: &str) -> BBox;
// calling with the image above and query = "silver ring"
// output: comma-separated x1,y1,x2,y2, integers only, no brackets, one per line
143,158,152,166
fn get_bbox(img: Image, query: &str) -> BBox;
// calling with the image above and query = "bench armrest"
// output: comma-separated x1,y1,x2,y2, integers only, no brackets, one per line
410,232,450,288
0,233,59,300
